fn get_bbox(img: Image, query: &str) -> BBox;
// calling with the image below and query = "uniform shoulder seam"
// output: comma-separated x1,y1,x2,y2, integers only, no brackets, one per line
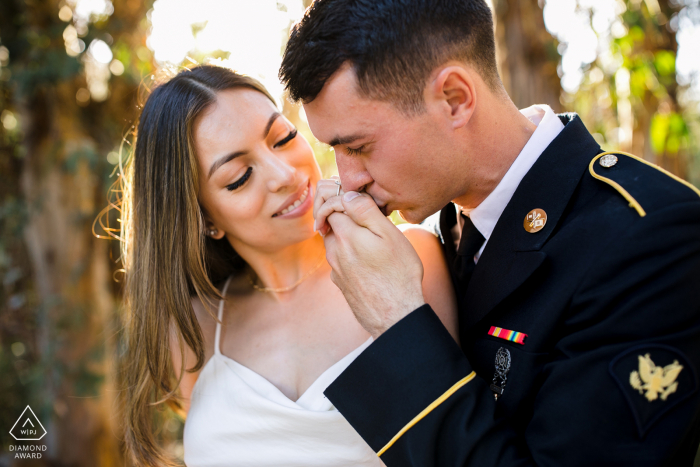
589,151,700,218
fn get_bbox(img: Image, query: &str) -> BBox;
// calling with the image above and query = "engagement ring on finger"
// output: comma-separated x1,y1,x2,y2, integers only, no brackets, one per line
334,179,341,196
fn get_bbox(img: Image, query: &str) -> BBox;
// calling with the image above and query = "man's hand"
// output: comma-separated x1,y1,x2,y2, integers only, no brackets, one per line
314,185,426,338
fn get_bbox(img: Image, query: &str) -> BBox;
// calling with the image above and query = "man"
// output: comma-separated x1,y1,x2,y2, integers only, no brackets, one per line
279,0,700,465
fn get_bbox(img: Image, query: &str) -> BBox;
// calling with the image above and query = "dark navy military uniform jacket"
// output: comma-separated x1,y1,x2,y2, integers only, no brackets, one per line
324,113,700,466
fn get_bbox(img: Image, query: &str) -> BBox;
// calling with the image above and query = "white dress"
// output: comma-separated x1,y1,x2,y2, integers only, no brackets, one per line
183,276,381,467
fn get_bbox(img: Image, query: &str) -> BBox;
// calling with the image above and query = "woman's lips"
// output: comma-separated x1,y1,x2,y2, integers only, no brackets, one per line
272,182,313,219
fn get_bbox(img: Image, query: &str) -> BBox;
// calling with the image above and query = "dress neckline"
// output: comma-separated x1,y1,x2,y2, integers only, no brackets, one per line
213,275,373,408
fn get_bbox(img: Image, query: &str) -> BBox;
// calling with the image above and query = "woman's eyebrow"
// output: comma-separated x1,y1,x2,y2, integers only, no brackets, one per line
263,112,282,139
207,112,282,180
208,150,248,179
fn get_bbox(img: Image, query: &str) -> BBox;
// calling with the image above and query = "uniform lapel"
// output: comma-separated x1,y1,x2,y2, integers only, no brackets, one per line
459,114,601,330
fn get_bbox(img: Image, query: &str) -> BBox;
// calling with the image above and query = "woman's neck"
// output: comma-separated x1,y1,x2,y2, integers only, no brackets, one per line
234,233,327,300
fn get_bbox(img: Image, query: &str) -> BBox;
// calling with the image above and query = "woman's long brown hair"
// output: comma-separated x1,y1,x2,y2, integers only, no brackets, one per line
117,65,275,466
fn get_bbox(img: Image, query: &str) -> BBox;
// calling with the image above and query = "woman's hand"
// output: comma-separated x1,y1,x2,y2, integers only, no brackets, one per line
313,176,345,235
400,225,459,344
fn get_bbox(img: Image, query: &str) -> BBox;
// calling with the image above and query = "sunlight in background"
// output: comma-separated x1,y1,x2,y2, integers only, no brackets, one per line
147,0,305,103
62,0,116,102
143,0,699,104
62,0,699,106
543,0,700,95
143,0,344,185
677,13,700,87
544,0,620,93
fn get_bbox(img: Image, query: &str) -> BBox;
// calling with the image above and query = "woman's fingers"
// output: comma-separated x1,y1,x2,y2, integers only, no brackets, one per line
313,177,344,233
313,177,343,218
314,195,347,236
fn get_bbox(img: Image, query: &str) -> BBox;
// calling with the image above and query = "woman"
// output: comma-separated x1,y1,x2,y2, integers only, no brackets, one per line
118,65,457,467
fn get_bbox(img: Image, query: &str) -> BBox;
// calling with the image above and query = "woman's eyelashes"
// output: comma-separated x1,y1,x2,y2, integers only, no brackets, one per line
273,129,297,148
226,166,253,191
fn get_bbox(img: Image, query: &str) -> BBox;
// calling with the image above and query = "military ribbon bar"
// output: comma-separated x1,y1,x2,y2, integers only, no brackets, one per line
488,326,528,345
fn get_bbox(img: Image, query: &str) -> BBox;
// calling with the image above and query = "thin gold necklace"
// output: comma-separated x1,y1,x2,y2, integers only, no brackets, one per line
249,256,326,293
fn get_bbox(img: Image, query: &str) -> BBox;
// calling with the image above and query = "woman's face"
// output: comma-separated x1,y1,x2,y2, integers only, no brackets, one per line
194,88,321,253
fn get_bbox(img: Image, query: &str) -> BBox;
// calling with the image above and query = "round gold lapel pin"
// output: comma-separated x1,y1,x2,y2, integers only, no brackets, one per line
524,208,547,233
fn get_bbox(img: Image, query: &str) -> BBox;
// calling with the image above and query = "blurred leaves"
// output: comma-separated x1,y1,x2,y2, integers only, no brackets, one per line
654,49,676,76
650,110,688,153
560,0,699,181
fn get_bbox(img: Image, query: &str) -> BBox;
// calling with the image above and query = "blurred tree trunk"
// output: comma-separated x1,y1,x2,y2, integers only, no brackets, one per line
18,79,123,466
493,0,562,111
1,0,150,464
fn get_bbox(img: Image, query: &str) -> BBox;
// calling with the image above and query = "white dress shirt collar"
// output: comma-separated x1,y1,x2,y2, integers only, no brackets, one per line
453,104,565,262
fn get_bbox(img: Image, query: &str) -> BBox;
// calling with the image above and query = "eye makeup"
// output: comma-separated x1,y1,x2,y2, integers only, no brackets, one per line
273,129,298,148
226,167,252,191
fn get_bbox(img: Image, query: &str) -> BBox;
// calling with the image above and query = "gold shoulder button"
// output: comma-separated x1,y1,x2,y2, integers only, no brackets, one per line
599,154,618,167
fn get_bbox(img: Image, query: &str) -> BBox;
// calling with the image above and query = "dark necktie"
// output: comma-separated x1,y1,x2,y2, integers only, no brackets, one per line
453,213,485,295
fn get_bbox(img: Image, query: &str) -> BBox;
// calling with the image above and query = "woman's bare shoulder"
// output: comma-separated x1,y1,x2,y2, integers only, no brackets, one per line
399,224,444,260
399,223,459,344
169,284,232,416
398,223,438,240
191,273,250,324
169,273,252,416
189,292,219,335
169,296,215,368
184,273,251,354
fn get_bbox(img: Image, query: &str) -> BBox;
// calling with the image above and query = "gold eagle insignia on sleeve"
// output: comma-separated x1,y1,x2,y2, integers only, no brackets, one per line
630,353,683,402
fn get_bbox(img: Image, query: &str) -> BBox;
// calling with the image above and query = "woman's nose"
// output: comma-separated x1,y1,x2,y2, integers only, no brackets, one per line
265,151,297,192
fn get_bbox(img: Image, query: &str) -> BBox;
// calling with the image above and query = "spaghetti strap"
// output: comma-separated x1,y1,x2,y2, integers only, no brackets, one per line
214,275,233,356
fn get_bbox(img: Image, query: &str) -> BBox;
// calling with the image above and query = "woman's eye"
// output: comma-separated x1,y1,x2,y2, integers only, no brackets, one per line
273,129,298,148
346,145,365,156
226,167,252,191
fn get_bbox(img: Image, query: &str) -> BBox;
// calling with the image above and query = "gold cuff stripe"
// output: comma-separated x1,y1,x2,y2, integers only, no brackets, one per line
376,371,477,457
589,152,646,217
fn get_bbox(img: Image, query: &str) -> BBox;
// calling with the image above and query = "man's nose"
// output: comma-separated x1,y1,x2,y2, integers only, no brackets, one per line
336,153,372,193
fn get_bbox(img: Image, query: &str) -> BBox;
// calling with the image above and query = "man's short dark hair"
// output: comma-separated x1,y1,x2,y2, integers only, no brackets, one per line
279,0,502,114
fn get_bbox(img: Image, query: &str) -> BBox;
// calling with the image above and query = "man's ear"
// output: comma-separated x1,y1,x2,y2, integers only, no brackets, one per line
426,65,476,129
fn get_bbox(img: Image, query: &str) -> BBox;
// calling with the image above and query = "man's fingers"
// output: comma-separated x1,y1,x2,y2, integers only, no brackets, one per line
322,228,338,264
341,191,394,237
325,210,357,233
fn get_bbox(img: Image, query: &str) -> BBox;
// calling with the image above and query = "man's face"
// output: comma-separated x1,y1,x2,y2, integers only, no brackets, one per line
303,64,464,223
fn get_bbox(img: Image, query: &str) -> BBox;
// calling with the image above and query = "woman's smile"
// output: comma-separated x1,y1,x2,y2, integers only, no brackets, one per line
272,180,313,219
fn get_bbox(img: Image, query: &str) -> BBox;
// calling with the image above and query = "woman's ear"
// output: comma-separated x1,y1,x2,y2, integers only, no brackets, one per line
426,65,476,129
203,216,226,240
